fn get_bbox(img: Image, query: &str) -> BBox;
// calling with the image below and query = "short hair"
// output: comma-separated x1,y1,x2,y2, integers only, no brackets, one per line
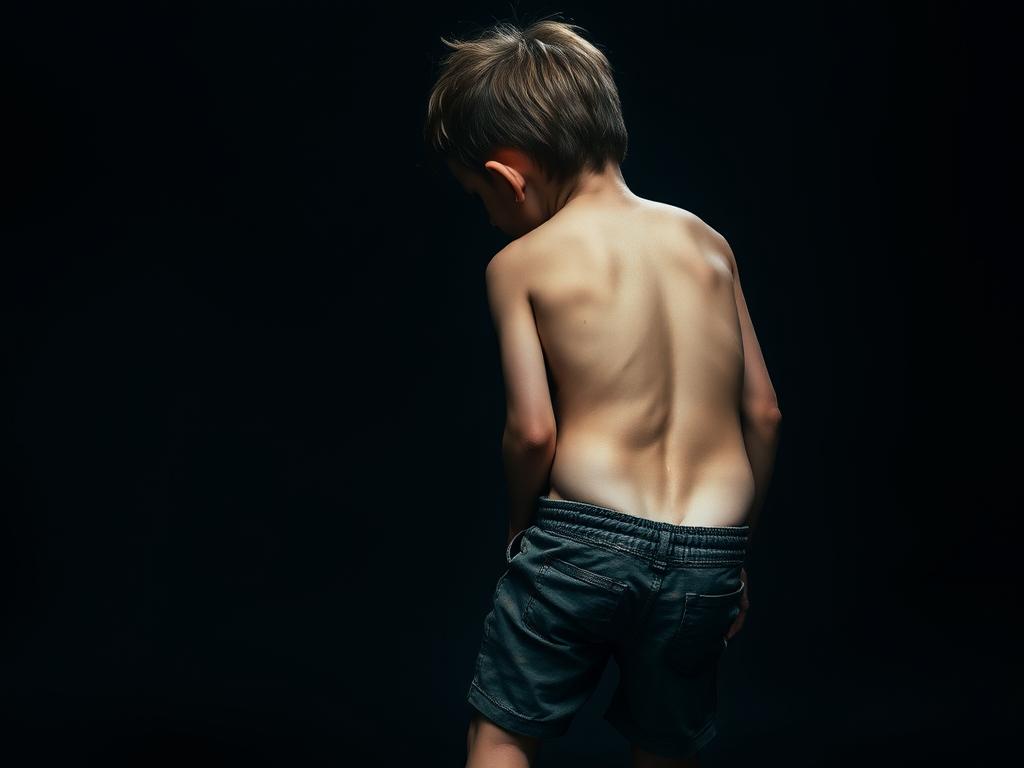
423,16,628,186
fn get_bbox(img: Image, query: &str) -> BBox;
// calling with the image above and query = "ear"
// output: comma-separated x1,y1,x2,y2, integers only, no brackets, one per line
484,160,525,202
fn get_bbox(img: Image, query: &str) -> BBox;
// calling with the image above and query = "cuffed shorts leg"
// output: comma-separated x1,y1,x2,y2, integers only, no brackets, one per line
466,521,624,737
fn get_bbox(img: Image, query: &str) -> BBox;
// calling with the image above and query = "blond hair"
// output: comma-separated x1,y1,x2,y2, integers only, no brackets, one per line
424,16,628,185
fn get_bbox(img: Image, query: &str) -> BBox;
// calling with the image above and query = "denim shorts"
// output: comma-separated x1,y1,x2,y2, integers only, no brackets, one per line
466,494,749,759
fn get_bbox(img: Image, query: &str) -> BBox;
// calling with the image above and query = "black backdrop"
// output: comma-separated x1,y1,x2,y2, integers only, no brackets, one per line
5,2,1019,766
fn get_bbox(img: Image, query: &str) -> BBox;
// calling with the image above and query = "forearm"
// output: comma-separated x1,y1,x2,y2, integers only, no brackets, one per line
501,426,556,542
739,408,782,556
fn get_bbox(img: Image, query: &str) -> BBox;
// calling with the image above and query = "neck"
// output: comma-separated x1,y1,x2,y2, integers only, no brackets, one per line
548,162,634,216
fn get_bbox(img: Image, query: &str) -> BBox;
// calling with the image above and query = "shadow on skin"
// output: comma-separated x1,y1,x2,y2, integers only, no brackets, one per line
466,713,541,767
465,712,701,767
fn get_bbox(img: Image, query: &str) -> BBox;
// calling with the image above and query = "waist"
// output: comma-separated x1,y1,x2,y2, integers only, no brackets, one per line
533,495,748,566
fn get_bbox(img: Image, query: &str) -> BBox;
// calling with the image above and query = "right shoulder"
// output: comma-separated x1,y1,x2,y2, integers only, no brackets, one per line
672,208,737,275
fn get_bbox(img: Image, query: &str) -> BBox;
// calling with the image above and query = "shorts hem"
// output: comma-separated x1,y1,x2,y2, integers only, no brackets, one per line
467,681,569,739
602,706,718,759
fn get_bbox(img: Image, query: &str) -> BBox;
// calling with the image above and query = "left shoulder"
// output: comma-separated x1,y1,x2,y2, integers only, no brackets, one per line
487,223,574,282
485,241,517,280
484,241,532,318
485,238,541,291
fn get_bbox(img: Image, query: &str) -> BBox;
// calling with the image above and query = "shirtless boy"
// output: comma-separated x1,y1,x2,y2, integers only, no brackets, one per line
424,17,782,768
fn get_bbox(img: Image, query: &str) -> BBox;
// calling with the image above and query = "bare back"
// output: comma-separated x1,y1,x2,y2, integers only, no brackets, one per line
521,199,756,527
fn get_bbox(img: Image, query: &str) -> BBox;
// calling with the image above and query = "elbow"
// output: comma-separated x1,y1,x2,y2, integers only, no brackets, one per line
743,401,782,426
505,422,556,449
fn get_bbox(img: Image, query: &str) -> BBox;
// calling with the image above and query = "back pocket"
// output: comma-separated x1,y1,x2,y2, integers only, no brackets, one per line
523,555,628,642
665,579,745,677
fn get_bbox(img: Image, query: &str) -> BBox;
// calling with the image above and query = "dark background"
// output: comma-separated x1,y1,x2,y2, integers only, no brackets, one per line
4,2,1019,765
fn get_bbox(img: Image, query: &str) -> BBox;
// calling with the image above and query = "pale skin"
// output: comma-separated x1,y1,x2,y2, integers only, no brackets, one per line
450,150,781,768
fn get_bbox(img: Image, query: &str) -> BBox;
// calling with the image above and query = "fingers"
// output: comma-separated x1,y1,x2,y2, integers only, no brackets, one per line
724,606,747,641
726,569,750,642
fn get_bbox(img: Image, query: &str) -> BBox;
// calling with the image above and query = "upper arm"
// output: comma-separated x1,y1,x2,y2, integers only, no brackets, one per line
485,247,557,443
714,231,782,418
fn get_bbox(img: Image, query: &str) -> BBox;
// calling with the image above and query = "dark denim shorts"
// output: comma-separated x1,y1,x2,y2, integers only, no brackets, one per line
467,494,749,759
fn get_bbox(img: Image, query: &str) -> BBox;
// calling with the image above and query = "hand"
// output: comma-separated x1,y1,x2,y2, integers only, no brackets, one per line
724,567,749,642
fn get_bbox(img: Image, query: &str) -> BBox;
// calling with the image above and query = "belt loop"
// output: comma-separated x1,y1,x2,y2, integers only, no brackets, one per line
652,528,671,572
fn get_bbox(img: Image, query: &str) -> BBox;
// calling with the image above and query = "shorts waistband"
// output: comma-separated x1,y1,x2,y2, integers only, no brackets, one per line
534,495,749,566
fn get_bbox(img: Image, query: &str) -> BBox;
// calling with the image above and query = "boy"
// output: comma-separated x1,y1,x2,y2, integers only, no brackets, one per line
424,17,781,768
